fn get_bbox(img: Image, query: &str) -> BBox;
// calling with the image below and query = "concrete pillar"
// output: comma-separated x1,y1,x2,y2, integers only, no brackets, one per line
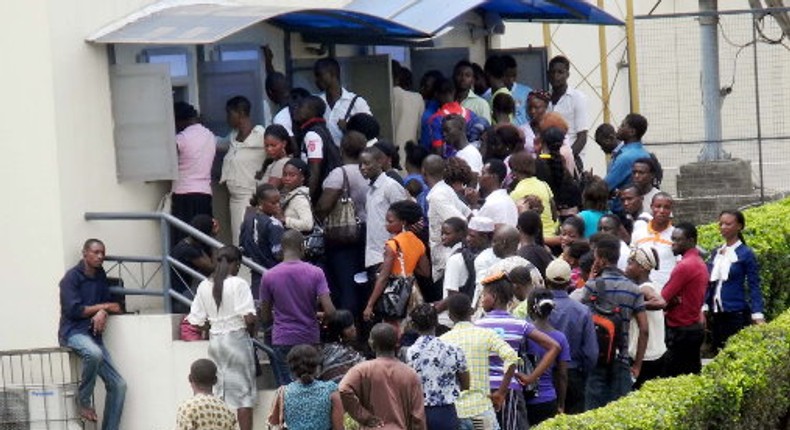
698,0,727,161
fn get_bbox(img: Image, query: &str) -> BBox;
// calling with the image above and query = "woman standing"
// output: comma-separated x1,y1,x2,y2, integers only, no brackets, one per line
255,124,292,190
509,151,557,241
268,344,344,430
706,210,765,352
363,200,430,324
220,96,266,246
520,90,550,152
186,246,257,430
280,158,314,233
525,288,571,425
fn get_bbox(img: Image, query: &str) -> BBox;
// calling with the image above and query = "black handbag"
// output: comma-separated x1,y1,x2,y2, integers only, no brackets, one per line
518,336,540,399
375,239,413,320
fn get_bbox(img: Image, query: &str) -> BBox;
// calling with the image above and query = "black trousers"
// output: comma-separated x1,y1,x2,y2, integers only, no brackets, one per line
711,310,751,352
664,324,704,377
171,192,212,244
634,354,665,390
564,368,587,414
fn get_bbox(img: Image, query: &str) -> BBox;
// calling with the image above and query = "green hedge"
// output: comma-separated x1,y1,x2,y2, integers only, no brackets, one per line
535,307,790,430
696,197,790,320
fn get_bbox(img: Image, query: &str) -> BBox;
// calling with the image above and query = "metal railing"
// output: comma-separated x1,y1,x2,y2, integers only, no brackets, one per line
84,211,278,371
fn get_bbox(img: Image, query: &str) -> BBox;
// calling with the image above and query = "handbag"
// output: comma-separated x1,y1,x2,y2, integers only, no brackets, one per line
179,316,203,341
303,223,325,261
324,166,360,245
375,239,414,320
267,386,287,429
518,336,540,399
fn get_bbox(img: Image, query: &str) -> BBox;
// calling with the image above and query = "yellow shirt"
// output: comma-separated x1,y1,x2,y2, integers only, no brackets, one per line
510,177,557,238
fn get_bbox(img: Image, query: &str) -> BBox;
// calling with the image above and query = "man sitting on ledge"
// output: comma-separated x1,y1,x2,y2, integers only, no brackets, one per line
59,238,126,429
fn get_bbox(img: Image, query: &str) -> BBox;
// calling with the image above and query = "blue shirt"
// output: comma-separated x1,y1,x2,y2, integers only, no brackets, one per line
58,262,111,344
526,329,571,404
511,82,533,126
604,141,650,192
548,290,598,372
579,209,607,238
420,100,440,150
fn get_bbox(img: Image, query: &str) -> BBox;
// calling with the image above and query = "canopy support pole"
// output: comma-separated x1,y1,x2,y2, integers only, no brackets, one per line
597,0,611,124
625,0,640,113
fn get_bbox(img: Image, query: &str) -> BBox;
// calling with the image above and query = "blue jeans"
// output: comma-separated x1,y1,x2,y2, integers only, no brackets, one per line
271,344,294,386
67,334,127,430
585,359,633,411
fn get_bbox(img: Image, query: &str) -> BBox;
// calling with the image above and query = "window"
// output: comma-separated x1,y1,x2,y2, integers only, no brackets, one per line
140,48,192,102
213,44,260,62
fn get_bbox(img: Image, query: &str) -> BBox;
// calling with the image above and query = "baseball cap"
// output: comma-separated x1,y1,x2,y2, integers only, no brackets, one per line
545,259,571,284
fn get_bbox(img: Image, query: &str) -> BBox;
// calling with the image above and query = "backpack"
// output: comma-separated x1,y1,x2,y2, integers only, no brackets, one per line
456,247,478,299
589,278,627,367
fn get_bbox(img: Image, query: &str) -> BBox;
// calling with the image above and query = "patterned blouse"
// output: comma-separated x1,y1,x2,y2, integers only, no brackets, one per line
176,393,237,430
406,335,468,407
283,380,338,430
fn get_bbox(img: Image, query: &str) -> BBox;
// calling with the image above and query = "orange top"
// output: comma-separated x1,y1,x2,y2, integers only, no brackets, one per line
386,231,426,276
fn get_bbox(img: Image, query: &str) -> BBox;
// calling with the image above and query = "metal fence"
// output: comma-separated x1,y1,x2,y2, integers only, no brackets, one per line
634,8,790,200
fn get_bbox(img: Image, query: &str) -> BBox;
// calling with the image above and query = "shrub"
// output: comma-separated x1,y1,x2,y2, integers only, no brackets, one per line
697,197,790,320
535,308,790,430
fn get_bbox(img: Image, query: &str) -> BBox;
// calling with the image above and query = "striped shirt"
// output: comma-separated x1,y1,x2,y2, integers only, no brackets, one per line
475,310,535,390
441,321,519,418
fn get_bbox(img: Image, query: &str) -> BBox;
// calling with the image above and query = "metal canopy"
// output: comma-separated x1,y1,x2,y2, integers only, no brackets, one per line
87,1,432,45
345,0,624,35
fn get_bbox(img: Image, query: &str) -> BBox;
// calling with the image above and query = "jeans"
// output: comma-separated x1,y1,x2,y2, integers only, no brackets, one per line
565,368,587,414
585,359,633,411
459,408,500,430
664,324,704,377
425,404,459,430
271,344,295,386
325,241,365,316
66,334,127,430
495,389,528,430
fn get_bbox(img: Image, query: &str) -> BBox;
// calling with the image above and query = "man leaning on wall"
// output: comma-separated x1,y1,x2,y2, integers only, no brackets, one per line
58,239,126,429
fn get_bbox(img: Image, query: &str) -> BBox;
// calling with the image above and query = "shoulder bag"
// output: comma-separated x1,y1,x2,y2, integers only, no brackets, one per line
375,239,414,320
324,166,360,245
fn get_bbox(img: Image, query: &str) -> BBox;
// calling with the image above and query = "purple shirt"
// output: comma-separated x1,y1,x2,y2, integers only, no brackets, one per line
260,261,330,345
527,329,571,405
475,310,534,390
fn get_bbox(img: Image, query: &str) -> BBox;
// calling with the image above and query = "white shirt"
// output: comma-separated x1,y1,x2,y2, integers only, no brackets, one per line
628,282,667,361
320,88,372,146
631,220,677,290
618,240,631,272
471,248,498,306
709,240,741,313
477,189,518,227
364,173,409,267
220,125,266,191
426,181,472,255
272,106,293,136
187,276,255,335
455,145,483,175
642,187,660,215
392,86,424,146
549,87,589,150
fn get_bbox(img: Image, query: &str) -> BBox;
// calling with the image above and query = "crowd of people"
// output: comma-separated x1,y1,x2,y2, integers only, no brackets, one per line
58,52,767,430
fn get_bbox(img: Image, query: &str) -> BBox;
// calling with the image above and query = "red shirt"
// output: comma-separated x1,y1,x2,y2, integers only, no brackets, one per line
662,248,709,327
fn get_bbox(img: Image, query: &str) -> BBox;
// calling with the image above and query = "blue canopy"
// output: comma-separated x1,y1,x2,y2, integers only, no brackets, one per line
345,0,624,36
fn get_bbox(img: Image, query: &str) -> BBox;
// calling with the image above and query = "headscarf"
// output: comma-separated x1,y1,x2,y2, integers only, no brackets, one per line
630,247,658,271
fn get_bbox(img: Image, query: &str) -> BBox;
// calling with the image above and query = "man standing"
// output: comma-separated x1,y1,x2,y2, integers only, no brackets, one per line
501,55,532,127
315,57,372,145
360,146,409,274
260,230,336,385
548,55,589,167
539,259,598,414
631,192,676,290
424,154,472,268
604,113,650,194
581,235,648,410
661,223,709,377
443,114,483,175
476,159,518,228
340,323,426,429
441,294,519,430
454,60,491,123
631,157,662,215
391,60,425,148
176,359,237,430
59,239,126,429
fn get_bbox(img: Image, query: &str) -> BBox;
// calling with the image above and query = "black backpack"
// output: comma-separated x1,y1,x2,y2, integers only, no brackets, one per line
589,278,627,367
456,247,478,299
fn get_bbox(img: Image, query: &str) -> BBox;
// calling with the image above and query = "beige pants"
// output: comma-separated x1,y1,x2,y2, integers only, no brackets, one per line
226,183,253,246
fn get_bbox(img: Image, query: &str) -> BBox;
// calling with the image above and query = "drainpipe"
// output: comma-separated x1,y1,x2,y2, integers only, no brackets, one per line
698,0,727,161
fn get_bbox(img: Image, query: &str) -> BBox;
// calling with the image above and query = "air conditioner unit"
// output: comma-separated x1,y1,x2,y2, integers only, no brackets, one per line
0,384,82,430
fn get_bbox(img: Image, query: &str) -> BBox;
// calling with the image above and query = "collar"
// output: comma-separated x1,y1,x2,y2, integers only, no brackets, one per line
551,290,570,299
682,247,701,259
299,117,326,130
463,89,481,101
722,240,742,252
484,309,512,317
648,220,672,235
370,173,387,188
452,321,474,329
611,141,625,155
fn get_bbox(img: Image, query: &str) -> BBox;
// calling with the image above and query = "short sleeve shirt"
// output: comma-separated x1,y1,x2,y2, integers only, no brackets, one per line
549,87,589,146
176,393,237,430
407,335,468,407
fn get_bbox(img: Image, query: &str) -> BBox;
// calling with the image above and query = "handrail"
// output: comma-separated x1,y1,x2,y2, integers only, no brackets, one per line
86,211,279,375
